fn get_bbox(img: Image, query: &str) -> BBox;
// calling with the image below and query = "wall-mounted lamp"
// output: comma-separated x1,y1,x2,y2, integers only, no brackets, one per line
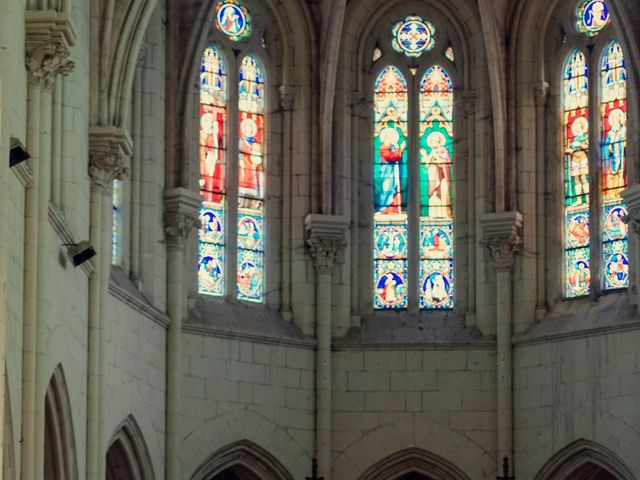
10,137,31,167
64,241,97,267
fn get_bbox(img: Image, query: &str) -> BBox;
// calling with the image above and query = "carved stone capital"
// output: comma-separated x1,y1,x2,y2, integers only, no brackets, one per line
350,91,370,118
462,90,476,117
164,188,203,247
533,81,550,107
279,85,295,110
480,211,523,272
305,214,349,272
26,42,74,89
89,126,133,191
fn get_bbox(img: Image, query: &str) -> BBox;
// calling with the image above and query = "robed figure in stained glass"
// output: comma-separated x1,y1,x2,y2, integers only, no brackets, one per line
375,124,407,214
603,108,626,192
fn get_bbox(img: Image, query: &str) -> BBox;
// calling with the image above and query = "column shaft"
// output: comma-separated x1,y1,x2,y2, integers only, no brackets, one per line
316,268,332,478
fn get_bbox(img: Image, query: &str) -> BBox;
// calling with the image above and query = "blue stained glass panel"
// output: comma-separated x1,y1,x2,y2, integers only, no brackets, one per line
199,243,225,296
237,249,263,302
566,247,591,297
374,259,408,310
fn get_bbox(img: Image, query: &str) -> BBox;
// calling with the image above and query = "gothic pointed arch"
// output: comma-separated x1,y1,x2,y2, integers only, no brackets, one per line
191,440,295,480
105,415,156,480
357,448,471,480
43,364,79,480
533,439,636,480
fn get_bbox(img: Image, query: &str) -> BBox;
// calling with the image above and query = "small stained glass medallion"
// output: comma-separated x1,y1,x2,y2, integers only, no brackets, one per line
576,0,611,36
392,15,435,58
445,46,455,63
216,0,251,41
373,47,382,63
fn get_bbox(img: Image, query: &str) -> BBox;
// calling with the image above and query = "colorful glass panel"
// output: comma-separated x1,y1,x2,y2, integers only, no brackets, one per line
576,0,610,36
563,50,591,298
373,47,382,63
392,16,435,58
215,0,251,41
373,66,409,309
237,55,265,302
445,46,455,63
199,45,227,296
419,66,454,309
601,41,628,290
111,179,123,266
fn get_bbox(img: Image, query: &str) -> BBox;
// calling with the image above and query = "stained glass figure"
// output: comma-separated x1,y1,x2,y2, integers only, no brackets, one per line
419,66,454,309
237,54,265,302
199,45,227,296
577,0,610,36
111,179,123,266
392,16,435,58
445,46,455,63
601,41,628,290
373,66,409,309
563,50,591,298
215,0,251,41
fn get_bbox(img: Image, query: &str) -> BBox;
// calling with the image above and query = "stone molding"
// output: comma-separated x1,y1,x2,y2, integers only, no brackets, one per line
88,126,133,190
49,202,95,277
622,184,640,236
164,187,202,245
480,211,523,271
533,81,550,107
25,10,77,89
12,161,34,188
305,214,349,272
278,85,294,110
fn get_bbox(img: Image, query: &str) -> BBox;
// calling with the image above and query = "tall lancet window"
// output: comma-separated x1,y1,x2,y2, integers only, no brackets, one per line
372,14,456,311
563,1,628,298
197,0,266,303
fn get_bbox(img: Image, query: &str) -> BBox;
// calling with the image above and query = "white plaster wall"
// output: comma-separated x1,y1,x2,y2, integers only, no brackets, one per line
180,334,315,479
514,329,640,479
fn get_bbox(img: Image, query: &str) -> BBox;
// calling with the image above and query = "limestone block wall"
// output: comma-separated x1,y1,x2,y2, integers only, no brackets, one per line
332,348,497,480
179,333,315,478
513,328,640,478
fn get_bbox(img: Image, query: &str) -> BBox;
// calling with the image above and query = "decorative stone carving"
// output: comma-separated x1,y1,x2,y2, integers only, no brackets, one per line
350,91,370,118
462,90,476,117
88,126,133,190
480,211,524,272
622,184,640,237
533,81,550,107
279,85,295,111
164,188,203,247
26,43,74,89
305,214,349,272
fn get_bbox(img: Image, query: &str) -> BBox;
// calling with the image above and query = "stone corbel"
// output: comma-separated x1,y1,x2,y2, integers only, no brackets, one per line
622,184,640,236
164,188,203,247
461,90,476,118
533,81,550,108
88,126,133,190
305,214,349,272
480,211,524,271
349,91,370,118
279,85,295,111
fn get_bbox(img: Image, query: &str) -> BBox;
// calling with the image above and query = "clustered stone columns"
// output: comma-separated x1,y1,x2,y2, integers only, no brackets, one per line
622,185,640,308
279,85,294,321
480,211,523,476
164,188,201,480
21,10,76,480
305,214,348,480
87,126,132,480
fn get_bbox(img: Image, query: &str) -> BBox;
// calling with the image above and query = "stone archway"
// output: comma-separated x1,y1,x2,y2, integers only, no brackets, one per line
43,365,79,480
534,439,636,480
191,440,295,480
357,448,471,480
105,415,155,480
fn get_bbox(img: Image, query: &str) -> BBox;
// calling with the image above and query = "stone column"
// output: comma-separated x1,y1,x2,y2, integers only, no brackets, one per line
21,13,75,479
305,214,348,480
164,188,201,480
87,127,131,480
480,211,523,474
279,85,294,321
534,82,549,319
622,185,640,308
462,90,477,325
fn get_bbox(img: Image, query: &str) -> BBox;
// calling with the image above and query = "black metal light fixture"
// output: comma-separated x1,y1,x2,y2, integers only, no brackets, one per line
497,457,515,480
10,137,30,167
306,457,323,480
64,241,97,267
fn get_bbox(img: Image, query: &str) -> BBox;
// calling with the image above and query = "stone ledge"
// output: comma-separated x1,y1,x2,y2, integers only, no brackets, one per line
48,202,95,277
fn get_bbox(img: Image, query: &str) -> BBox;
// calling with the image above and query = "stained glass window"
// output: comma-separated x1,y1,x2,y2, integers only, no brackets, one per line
601,41,629,291
373,66,409,309
563,50,591,298
112,179,123,265
444,46,455,63
419,66,454,309
373,47,382,63
576,0,610,36
198,45,227,296
392,16,435,58
237,54,265,302
215,0,251,41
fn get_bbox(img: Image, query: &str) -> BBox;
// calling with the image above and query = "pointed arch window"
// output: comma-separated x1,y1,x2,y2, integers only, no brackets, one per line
562,8,629,298
197,41,267,302
373,63,455,311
